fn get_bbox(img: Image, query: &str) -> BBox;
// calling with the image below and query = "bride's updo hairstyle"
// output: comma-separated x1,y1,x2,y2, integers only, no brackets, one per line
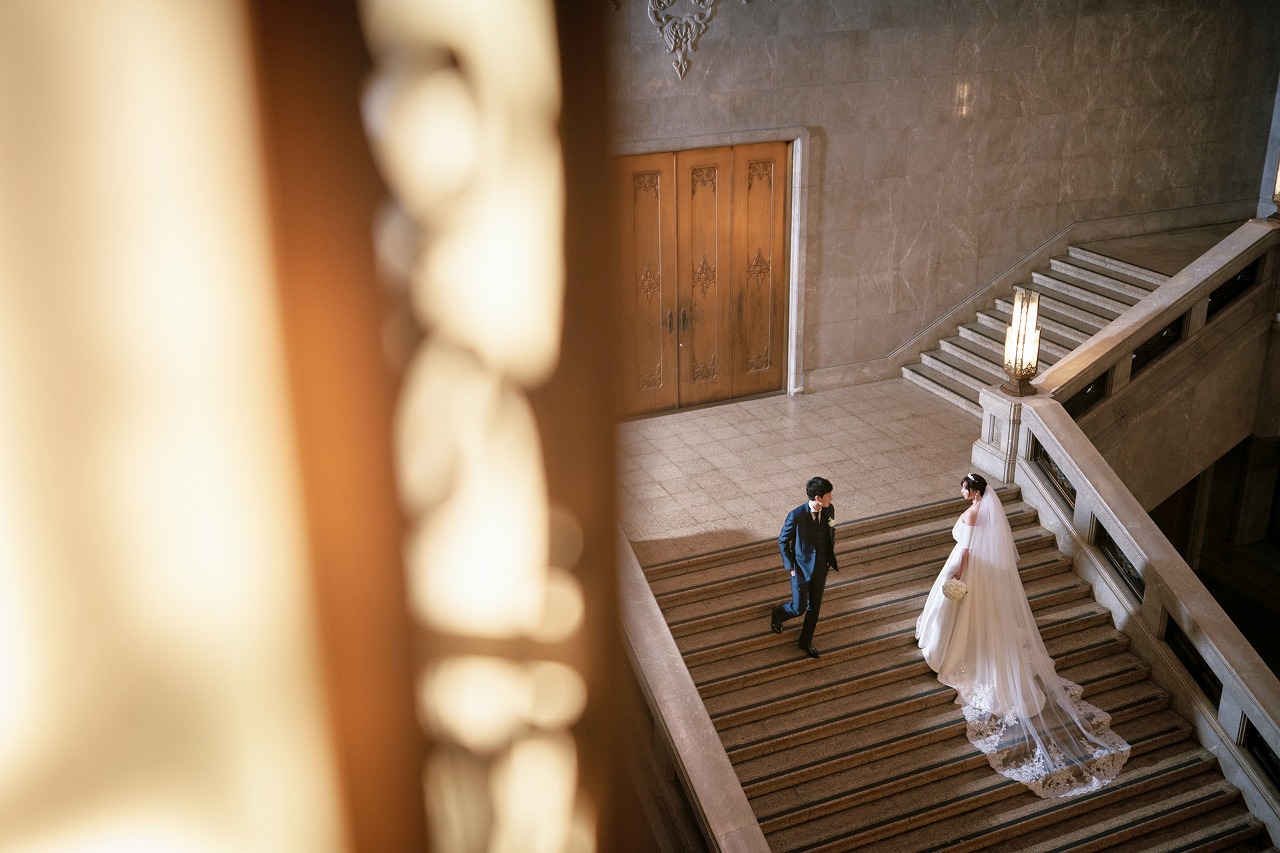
962,472,987,496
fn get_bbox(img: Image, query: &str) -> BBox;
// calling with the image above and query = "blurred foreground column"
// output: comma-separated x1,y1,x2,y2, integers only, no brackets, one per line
357,0,642,850
0,2,346,850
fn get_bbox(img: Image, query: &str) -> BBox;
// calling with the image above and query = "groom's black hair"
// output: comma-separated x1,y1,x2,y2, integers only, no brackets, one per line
806,476,833,499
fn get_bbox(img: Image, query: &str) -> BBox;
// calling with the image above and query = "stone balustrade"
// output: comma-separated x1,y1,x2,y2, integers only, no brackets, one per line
617,533,771,853
975,219,1280,839
1037,217,1280,409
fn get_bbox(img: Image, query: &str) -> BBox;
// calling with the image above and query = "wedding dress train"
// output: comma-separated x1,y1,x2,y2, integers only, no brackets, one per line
915,488,1130,798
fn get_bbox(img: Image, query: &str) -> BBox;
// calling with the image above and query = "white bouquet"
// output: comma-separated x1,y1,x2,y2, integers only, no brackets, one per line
942,578,968,600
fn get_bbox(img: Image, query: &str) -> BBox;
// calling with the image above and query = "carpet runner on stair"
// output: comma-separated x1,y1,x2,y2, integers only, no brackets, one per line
641,486,1275,852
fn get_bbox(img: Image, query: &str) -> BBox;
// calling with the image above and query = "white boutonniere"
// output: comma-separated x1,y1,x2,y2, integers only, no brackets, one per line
828,518,836,528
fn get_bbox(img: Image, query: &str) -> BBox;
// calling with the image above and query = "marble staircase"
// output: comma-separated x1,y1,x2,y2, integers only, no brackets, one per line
902,246,1169,415
644,488,1276,852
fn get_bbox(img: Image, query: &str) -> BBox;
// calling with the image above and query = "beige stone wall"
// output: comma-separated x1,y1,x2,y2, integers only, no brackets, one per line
607,1,1280,376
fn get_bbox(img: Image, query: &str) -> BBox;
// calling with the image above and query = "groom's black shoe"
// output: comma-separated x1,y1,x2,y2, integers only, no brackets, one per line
770,610,783,634
801,644,822,659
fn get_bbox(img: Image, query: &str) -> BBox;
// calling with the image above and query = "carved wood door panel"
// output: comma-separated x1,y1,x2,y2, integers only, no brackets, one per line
616,153,678,415
615,143,789,416
675,146,734,407
731,141,788,398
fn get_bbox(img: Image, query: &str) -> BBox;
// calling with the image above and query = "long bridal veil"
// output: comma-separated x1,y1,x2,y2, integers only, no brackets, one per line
938,489,1130,797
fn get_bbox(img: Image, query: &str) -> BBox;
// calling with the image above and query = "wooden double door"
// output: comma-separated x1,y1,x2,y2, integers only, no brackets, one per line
615,142,789,416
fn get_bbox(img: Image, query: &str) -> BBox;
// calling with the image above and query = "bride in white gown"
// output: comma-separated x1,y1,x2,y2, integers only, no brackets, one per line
915,473,1130,798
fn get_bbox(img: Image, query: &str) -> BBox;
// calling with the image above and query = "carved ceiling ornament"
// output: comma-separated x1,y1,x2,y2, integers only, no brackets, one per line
615,1,771,79
647,0,718,79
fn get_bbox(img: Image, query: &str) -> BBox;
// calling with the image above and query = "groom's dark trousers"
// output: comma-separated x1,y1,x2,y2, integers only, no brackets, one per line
773,503,838,648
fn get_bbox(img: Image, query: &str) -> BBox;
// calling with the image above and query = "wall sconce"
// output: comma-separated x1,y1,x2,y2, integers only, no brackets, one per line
1002,288,1041,397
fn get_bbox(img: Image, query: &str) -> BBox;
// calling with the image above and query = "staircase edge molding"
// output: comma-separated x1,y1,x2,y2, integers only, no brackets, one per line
617,530,771,853
805,198,1258,391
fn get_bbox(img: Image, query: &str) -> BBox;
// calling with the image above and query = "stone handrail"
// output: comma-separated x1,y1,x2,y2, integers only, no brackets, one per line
974,387,1280,843
1037,217,1280,403
617,532,770,852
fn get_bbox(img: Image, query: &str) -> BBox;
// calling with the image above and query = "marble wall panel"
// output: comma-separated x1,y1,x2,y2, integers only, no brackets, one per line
862,127,912,179
700,37,776,93
809,274,858,327
1073,13,1141,66
851,271,898,317
608,0,1280,373
1061,154,1128,203
842,224,901,273
813,318,859,365
820,29,872,83
977,204,1059,257
820,132,868,185
777,0,871,36
932,256,981,310
898,176,953,225
773,34,827,89
936,216,980,262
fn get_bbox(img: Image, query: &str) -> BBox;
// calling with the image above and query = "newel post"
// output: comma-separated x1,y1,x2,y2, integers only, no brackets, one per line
973,385,1034,484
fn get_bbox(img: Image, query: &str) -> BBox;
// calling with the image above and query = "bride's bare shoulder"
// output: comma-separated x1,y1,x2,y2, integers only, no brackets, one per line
961,503,980,525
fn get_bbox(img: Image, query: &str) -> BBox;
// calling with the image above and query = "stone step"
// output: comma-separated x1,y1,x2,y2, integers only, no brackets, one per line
979,306,1089,349
642,488,1020,579
939,334,1006,373
716,630,1146,758
1068,244,1170,287
901,363,982,416
995,295,1103,341
953,322,1064,365
707,603,1127,732
654,500,1043,610
958,320,1072,361
662,530,1058,636
858,743,1220,853
1032,269,1137,315
1116,806,1269,853
754,704,1190,843
1051,254,1157,298
920,348,1005,387
680,561,1089,672
758,707,1188,851
693,595,1123,708
1005,776,1244,853
1024,281,1122,327
722,671,954,761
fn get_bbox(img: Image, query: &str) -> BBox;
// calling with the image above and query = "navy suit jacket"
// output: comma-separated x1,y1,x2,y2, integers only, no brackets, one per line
778,503,838,582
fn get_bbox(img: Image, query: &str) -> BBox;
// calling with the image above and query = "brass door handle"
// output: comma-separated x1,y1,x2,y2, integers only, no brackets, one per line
680,308,687,331
666,310,673,333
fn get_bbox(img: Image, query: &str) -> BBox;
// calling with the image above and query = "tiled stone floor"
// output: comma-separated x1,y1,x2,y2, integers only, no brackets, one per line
617,378,982,566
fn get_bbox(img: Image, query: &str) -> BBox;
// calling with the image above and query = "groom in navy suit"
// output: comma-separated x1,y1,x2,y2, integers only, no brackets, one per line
771,476,839,658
